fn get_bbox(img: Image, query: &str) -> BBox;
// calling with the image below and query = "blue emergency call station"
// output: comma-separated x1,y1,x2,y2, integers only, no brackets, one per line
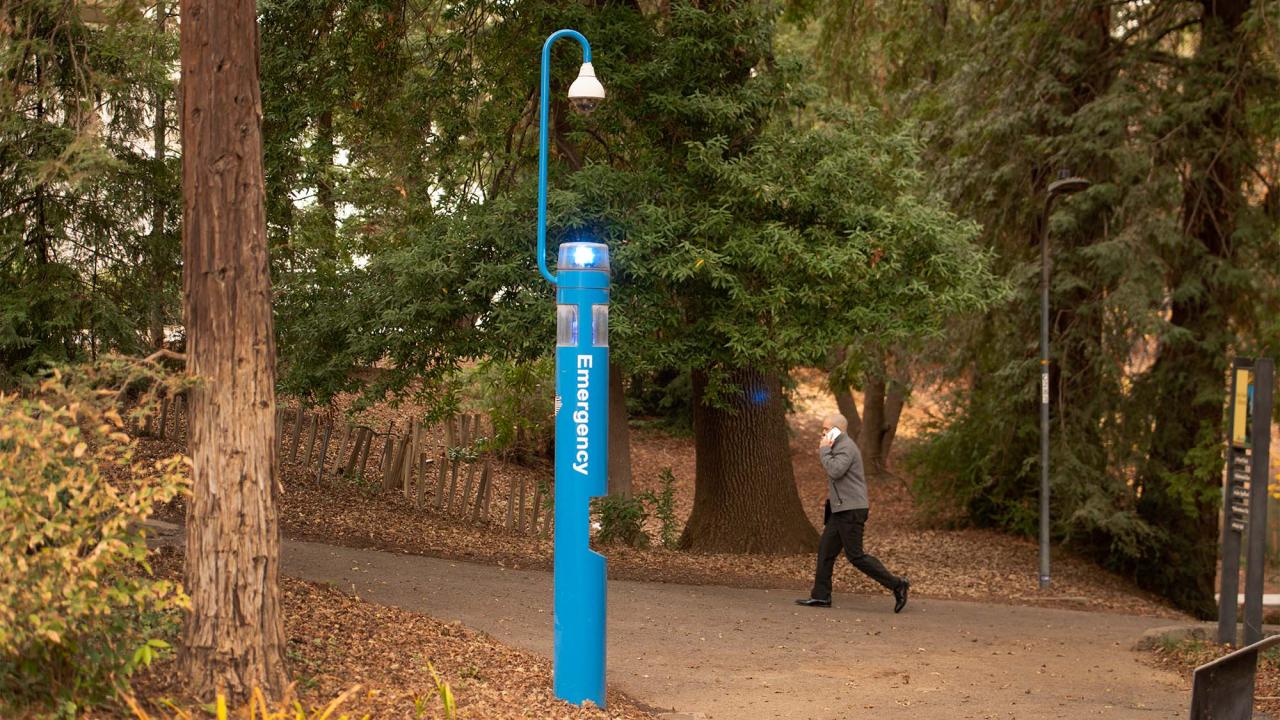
534,29,609,707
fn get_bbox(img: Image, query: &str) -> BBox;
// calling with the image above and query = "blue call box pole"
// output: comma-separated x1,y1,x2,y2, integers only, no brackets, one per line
534,29,608,707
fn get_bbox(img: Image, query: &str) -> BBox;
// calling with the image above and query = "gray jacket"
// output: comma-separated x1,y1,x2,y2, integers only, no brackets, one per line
820,431,869,512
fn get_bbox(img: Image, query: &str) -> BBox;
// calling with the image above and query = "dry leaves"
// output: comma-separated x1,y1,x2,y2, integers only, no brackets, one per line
126,546,657,720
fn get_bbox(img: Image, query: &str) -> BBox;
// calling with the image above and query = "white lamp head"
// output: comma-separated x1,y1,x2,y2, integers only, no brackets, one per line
567,62,606,115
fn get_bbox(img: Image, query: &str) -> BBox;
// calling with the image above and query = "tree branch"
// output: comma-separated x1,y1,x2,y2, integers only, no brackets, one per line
144,348,187,366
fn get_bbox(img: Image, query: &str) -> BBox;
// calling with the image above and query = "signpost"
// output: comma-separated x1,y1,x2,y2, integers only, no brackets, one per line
1219,357,1273,647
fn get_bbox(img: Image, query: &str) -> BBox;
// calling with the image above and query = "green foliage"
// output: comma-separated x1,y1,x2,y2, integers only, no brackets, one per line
650,469,680,550
818,0,1280,614
256,0,1000,421
626,369,694,435
0,363,189,715
460,358,554,457
591,493,650,549
1,1,181,382
307,1,1000,412
591,469,681,550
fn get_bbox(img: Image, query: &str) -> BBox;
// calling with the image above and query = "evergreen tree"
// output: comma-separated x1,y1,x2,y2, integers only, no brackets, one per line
294,0,999,553
0,0,179,382
806,0,1280,615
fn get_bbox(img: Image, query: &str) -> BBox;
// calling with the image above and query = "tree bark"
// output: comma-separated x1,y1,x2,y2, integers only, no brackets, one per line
178,0,289,700
831,385,862,440
607,362,633,497
880,380,906,464
825,346,862,438
860,374,888,475
680,368,818,554
149,0,169,350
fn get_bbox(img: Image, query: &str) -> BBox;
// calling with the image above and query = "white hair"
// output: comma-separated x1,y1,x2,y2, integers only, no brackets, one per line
823,413,848,431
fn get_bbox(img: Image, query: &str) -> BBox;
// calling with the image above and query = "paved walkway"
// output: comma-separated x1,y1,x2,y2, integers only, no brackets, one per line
281,540,1189,719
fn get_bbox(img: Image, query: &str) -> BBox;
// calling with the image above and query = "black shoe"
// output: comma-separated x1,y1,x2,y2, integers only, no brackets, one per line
795,598,832,608
893,579,910,613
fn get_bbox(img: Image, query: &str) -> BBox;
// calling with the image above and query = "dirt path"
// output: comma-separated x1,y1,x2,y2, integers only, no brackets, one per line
281,539,1188,720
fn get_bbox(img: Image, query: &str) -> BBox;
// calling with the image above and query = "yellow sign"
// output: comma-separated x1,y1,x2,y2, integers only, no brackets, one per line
1232,367,1252,447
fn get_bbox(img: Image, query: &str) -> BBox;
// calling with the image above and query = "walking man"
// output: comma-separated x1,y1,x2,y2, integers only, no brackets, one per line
796,413,909,612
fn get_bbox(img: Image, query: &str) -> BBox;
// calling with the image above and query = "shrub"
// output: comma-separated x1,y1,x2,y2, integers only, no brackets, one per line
650,469,680,549
0,364,189,716
591,468,683,549
591,494,650,548
461,358,554,460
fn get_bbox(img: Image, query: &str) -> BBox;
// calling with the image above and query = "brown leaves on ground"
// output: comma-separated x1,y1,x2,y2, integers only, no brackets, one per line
1143,635,1280,716
127,547,658,720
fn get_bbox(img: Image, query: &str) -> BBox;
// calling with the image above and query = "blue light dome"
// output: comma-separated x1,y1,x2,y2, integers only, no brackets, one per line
558,241,610,273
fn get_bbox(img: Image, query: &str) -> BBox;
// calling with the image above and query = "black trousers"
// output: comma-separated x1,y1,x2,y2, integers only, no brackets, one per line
810,505,901,601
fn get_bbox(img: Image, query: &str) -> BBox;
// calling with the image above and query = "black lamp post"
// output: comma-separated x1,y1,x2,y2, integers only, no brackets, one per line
1039,172,1090,590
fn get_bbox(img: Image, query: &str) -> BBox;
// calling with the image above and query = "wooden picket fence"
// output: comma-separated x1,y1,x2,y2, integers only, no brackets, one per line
137,396,551,537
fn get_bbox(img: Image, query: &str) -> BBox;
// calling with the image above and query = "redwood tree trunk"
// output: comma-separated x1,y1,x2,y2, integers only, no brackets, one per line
680,368,818,554
178,0,289,700
608,362,633,497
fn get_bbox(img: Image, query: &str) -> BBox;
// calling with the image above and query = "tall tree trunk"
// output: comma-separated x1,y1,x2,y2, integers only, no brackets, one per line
149,0,168,350
1045,0,1113,461
315,107,336,234
1135,0,1250,620
880,380,906,464
607,362,633,497
859,359,908,477
825,347,862,440
680,368,818,554
923,0,949,84
831,385,862,440
178,0,289,700
860,374,888,474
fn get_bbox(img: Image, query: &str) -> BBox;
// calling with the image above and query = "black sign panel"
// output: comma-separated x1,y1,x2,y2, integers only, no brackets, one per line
1219,357,1274,648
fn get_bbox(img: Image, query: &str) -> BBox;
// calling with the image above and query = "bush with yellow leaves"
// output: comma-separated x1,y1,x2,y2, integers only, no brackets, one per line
0,363,190,717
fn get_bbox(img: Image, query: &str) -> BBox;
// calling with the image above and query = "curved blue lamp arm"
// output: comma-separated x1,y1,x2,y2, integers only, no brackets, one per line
536,29,592,287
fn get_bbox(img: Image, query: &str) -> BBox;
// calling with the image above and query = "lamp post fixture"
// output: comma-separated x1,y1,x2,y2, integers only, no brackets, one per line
1038,172,1090,590
534,28,609,707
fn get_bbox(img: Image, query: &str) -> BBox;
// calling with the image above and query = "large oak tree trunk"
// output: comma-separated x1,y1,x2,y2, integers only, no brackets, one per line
178,0,289,700
608,362,633,497
680,368,818,554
